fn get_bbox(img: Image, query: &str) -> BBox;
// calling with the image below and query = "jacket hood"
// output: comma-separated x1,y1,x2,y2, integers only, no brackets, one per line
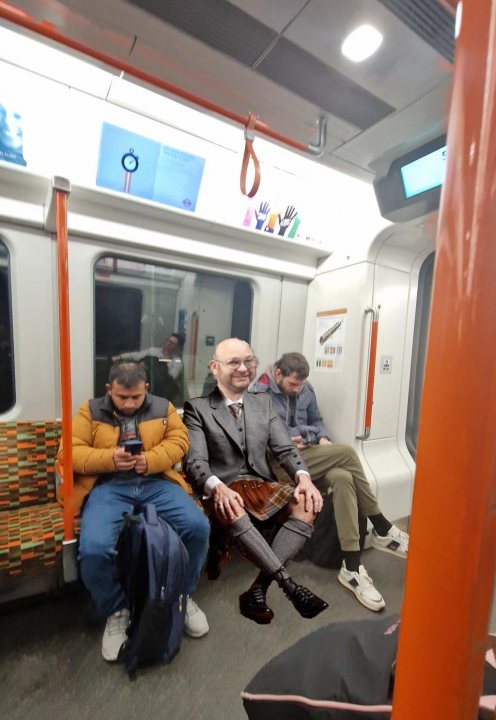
251,364,282,394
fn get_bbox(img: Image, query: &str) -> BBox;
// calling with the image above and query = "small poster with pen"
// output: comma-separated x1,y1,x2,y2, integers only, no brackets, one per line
315,308,347,371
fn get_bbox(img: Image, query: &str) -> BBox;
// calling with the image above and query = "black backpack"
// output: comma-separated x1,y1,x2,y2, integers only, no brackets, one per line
116,503,189,679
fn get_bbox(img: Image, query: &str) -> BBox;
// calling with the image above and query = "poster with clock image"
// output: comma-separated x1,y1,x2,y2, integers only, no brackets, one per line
96,122,205,211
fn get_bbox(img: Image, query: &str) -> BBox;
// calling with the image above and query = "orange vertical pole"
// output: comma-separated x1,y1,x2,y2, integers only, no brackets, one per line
357,307,379,440
364,318,378,433
55,188,75,544
392,2,496,719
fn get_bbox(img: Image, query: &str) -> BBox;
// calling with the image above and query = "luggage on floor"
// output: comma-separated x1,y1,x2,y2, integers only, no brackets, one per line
243,616,496,719
116,502,189,679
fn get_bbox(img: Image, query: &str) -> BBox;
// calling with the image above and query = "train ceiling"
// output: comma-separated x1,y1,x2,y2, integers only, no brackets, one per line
1,0,456,181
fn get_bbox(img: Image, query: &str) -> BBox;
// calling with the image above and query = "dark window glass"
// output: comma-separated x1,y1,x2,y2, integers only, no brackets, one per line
0,240,14,412
94,256,253,407
406,252,435,458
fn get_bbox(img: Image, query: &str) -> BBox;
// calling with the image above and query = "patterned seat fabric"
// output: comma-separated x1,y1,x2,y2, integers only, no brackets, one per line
0,421,63,578
0,504,64,576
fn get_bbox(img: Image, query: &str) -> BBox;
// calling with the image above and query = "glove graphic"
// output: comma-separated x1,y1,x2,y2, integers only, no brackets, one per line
255,201,270,230
264,213,278,234
278,205,298,236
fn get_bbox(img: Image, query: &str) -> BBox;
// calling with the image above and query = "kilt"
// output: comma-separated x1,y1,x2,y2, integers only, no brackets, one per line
229,475,295,521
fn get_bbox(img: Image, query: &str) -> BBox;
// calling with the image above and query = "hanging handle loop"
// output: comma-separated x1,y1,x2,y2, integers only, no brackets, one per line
240,112,261,198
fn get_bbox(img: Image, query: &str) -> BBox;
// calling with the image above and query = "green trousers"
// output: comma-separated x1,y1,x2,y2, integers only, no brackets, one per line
275,443,380,552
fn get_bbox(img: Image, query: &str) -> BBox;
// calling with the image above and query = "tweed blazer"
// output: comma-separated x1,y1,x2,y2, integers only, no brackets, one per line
183,387,309,494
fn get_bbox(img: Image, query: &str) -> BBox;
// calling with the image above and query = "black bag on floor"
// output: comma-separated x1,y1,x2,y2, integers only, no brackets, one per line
243,618,496,720
116,502,189,679
296,492,367,569
243,614,399,720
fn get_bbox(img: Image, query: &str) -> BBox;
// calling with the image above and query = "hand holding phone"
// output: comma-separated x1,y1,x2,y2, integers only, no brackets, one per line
124,439,143,455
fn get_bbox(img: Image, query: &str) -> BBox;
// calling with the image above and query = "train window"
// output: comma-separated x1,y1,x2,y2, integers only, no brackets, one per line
406,252,435,458
94,256,253,407
0,240,14,413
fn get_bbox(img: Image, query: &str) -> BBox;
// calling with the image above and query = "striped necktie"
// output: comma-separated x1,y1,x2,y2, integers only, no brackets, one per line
229,402,243,421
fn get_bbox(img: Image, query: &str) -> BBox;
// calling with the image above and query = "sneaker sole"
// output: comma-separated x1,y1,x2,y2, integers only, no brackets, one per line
338,575,385,613
184,625,209,638
371,542,407,559
102,644,124,662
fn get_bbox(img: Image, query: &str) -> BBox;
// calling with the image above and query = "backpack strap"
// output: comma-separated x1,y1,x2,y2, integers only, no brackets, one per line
143,503,159,526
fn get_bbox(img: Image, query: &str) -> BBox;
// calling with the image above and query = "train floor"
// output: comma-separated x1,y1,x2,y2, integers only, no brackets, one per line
0,548,409,720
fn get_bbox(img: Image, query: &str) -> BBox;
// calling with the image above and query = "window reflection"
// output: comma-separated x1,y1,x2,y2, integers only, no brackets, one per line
94,256,252,408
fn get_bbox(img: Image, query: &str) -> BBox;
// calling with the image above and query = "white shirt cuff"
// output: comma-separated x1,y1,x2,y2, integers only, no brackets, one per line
295,469,311,481
204,475,223,497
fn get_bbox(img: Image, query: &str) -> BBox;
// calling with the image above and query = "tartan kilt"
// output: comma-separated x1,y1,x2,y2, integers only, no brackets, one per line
229,475,295,521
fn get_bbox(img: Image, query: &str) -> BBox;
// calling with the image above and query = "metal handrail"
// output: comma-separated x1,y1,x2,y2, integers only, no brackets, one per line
356,306,379,440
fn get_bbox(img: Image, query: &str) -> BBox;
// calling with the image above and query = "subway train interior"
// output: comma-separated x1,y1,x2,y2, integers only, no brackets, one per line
0,1,495,719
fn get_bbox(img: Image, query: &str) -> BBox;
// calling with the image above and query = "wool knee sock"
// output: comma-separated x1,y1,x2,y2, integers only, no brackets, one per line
228,514,282,576
270,516,314,566
250,518,314,591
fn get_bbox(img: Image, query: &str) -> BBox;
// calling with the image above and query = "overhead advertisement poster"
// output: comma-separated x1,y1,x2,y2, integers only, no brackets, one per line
315,309,347,371
0,100,27,166
96,122,206,212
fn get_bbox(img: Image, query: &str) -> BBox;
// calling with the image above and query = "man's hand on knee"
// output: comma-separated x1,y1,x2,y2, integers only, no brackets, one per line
293,473,323,514
212,483,244,523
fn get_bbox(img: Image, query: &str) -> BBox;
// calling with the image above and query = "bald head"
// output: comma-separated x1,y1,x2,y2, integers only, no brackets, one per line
210,337,258,400
214,337,252,360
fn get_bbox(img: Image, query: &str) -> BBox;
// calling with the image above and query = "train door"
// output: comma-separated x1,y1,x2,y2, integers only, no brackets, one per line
64,238,311,414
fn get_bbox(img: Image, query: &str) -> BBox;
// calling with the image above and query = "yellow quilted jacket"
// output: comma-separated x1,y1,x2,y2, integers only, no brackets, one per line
57,393,191,517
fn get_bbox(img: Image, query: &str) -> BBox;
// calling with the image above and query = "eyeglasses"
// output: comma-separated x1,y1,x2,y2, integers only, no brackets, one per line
213,356,259,370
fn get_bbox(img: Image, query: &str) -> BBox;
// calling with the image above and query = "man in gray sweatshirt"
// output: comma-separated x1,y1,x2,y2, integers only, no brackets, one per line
251,352,409,612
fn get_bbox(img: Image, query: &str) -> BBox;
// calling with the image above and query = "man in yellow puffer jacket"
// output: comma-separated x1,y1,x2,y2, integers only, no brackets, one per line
58,361,210,662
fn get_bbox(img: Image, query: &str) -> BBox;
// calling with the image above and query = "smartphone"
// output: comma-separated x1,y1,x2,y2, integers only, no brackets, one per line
124,439,143,455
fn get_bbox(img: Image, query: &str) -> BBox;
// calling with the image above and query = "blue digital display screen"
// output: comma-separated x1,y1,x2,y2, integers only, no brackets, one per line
96,123,205,212
400,146,447,199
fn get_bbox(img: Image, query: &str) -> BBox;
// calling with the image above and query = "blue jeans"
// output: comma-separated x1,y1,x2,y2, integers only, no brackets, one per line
79,476,210,618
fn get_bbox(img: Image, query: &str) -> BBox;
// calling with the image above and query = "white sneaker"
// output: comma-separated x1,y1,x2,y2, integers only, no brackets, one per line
184,596,209,638
338,563,386,612
102,608,130,661
371,525,409,558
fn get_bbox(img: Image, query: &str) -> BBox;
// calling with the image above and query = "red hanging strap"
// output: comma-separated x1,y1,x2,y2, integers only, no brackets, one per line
240,113,261,198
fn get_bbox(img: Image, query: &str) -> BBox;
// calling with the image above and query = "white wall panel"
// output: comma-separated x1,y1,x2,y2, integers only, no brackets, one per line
302,262,375,443
275,278,309,358
0,224,58,421
304,220,435,521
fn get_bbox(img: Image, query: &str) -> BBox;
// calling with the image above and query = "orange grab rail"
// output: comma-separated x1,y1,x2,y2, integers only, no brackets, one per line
392,1,496,718
356,307,379,440
55,189,75,544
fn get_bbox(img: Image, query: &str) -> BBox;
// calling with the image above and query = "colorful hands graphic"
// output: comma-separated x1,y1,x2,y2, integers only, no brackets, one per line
244,201,299,236
278,205,298,236
255,201,270,230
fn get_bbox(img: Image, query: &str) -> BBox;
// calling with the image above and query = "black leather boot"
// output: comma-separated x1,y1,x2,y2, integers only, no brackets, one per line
273,568,329,619
239,583,274,624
